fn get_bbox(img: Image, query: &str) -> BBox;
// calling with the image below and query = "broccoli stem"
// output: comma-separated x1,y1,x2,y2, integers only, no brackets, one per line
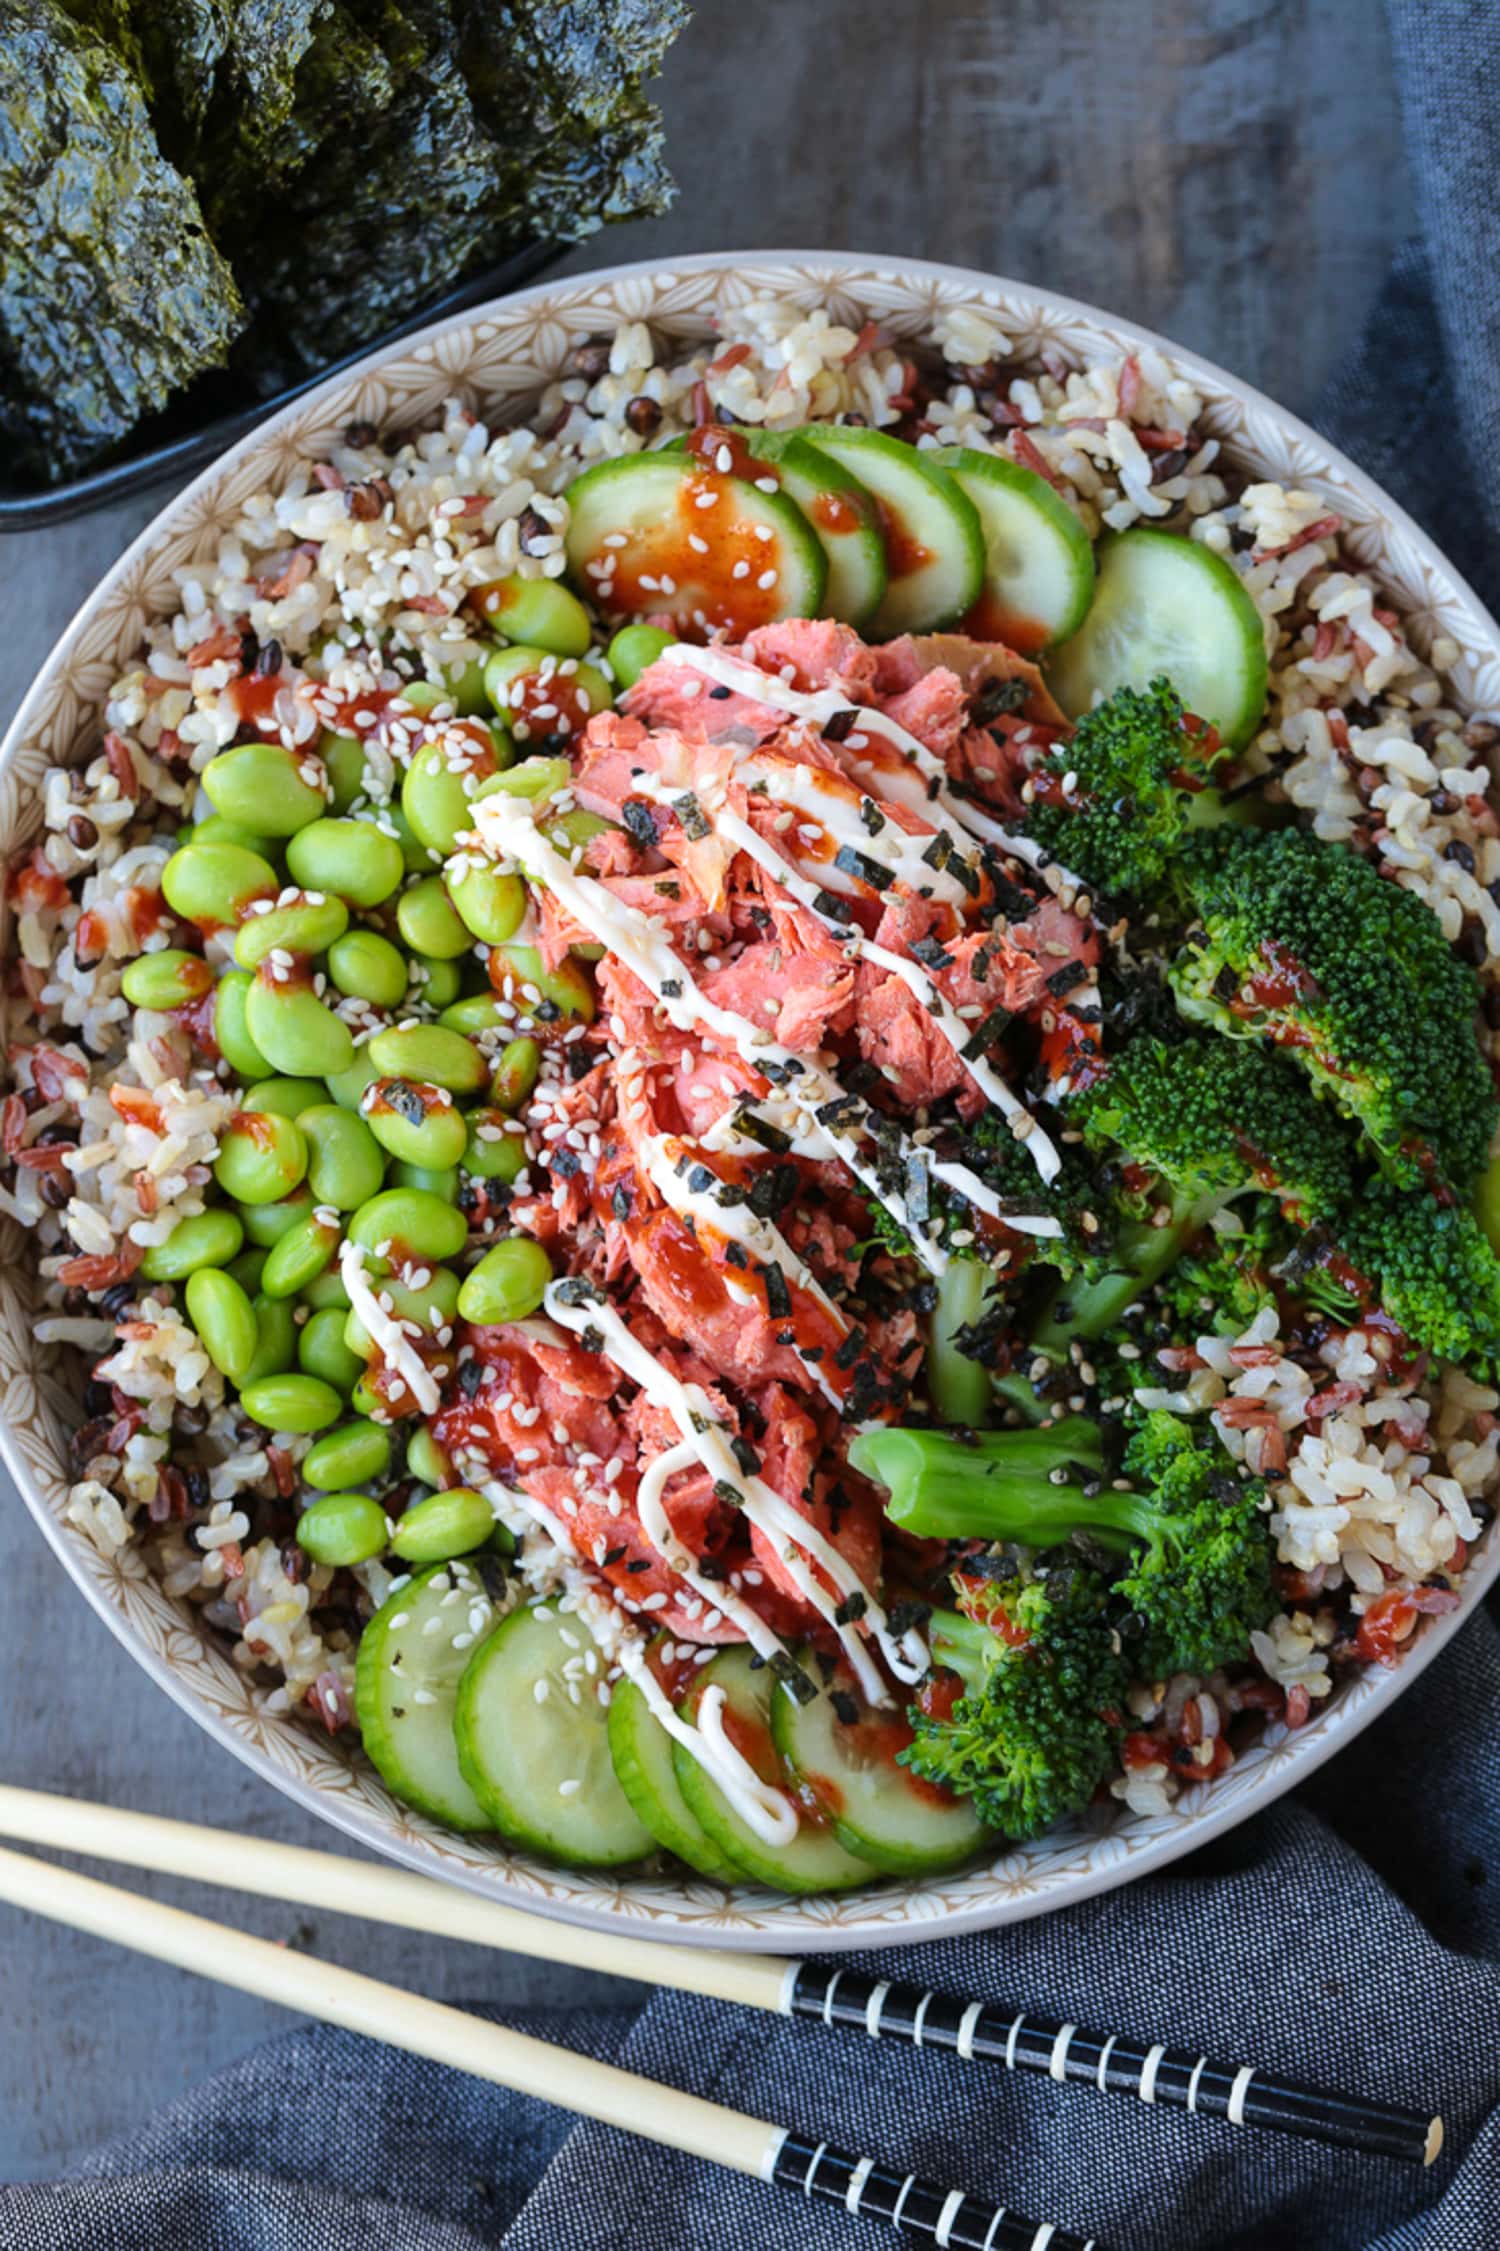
1025,1190,1221,1362
928,1257,996,1429
850,1418,1145,1547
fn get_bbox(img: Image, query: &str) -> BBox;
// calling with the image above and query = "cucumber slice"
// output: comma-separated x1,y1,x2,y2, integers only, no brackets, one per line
455,1600,654,1866
354,1561,504,1830
770,1666,988,1876
672,1648,879,1894
607,1656,740,1881
796,425,984,636
562,453,826,639
664,429,887,627
932,446,1094,655
1047,525,1270,750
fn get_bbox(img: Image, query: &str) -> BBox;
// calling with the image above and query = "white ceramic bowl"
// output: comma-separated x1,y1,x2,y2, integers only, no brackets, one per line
5,250,1499,1952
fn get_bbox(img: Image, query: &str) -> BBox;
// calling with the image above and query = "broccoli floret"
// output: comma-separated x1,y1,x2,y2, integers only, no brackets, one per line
901,1573,1127,1839
1153,1200,1287,1338
852,1409,1274,1680
1338,1177,1500,1368
1020,677,1264,900
1075,1031,1355,1226
1170,827,1496,1190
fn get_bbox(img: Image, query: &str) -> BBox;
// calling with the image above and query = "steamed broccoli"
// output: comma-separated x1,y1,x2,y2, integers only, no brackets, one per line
1020,677,1267,900
1153,1200,1288,1338
1075,1031,1355,1226
1170,827,1496,1190
852,1409,1275,1681
901,1573,1128,1839
1338,1177,1500,1368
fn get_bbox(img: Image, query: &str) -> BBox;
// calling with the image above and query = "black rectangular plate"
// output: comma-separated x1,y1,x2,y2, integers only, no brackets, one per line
0,241,564,531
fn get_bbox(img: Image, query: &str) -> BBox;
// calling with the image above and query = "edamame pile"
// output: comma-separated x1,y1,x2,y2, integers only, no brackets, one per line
138,577,647,1586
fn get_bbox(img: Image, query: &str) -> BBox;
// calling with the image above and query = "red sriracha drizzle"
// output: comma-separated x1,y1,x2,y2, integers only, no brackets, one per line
603,426,795,637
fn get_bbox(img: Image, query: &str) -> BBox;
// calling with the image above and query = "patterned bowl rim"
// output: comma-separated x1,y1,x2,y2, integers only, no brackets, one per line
5,247,1498,1953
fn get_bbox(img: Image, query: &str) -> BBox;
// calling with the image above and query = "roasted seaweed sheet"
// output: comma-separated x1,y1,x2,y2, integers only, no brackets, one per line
0,0,244,479
2,0,686,483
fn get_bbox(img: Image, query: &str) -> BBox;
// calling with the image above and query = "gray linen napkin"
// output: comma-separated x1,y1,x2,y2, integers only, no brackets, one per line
5,2,1500,2244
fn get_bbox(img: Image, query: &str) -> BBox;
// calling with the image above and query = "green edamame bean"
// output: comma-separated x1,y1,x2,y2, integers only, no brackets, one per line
350,1372,385,1418
327,928,408,1008
482,646,612,733
214,972,273,1081
366,1023,486,1093
391,1162,459,1202
489,942,595,1027
396,874,469,959
401,726,506,856
226,1246,267,1295
607,622,674,691
295,1491,389,1567
238,1186,313,1247
391,1486,495,1564
474,575,592,657
362,1079,470,1169
473,755,570,806
184,1266,258,1382
244,974,354,1079
191,814,278,859
240,1293,296,1385
298,1103,386,1210
411,955,462,1008
324,1045,383,1111
302,1418,392,1491
299,1266,352,1312
298,1305,366,1393
261,1207,342,1298
437,995,512,1038
202,742,328,836
234,892,349,972
243,1077,325,1119
140,1206,245,1282
443,657,490,716
320,731,369,815
490,1036,540,1113
348,1187,467,1263
162,842,277,928
239,1373,343,1433
286,818,405,909
444,859,527,945
405,1423,453,1490
394,679,455,718
120,948,214,1012
456,1235,552,1325
344,1265,460,1357
387,806,432,875
213,1109,308,1205
540,808,615,863
464,1106,529,1182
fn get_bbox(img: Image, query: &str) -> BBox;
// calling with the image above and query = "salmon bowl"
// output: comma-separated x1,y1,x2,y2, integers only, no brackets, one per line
5,249,1500,1949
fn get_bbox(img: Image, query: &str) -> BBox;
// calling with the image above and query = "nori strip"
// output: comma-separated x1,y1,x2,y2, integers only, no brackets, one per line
0,0,243,479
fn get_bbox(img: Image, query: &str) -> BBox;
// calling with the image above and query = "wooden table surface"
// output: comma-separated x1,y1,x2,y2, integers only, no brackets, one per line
0,0,1413,2184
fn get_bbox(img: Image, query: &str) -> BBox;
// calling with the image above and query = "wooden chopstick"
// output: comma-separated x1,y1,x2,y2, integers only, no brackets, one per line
0,1785,1441,2168
0,1828,1097,2251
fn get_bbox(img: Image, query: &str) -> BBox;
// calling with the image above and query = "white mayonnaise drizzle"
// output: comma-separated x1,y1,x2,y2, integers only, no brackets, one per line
739,753,977,908
545,1280,927,1699
483,1475,798,1846
633,1439,785,1655
339,1239,441,1415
